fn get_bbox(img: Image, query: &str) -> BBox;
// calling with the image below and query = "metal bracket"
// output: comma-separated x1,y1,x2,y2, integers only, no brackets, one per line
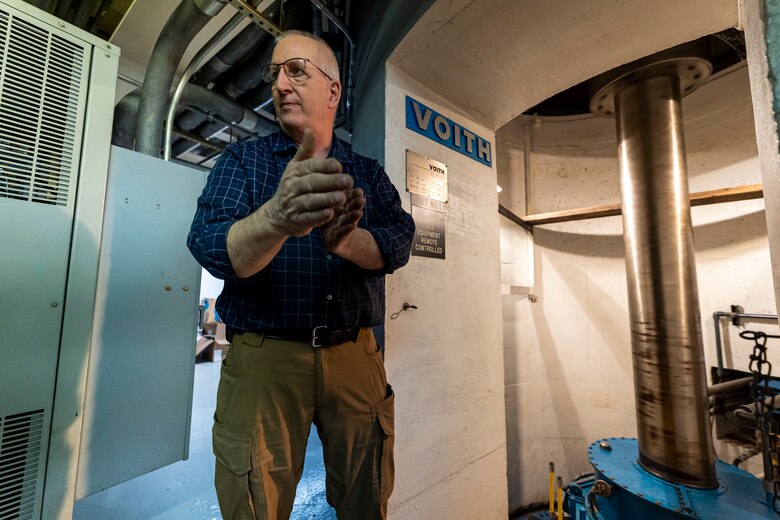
731,304,745,326
226,0,283,40
193,0,228,17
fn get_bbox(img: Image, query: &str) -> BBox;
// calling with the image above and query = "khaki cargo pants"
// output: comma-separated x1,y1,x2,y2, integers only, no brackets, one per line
212,328,394,520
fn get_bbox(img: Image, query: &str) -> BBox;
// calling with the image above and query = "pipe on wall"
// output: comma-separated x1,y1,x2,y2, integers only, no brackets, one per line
134,0,227,157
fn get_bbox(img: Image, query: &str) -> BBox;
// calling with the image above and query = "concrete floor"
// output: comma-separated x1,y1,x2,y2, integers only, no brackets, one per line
73,350,336,520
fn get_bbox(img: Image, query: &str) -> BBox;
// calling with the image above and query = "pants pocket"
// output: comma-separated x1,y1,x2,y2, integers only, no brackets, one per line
212,422,256,520
373,385,395,502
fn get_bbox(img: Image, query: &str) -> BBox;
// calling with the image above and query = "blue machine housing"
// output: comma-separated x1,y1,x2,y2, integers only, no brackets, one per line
518,438,777,520
574,438,776,519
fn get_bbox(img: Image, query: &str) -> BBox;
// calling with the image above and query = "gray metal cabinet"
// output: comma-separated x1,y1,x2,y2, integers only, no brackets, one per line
75,146,206,498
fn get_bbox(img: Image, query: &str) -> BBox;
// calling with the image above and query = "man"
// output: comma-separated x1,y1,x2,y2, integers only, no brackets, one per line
187,30,415,520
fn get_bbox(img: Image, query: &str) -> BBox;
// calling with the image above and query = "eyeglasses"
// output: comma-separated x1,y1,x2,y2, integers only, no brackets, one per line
261,57,333,84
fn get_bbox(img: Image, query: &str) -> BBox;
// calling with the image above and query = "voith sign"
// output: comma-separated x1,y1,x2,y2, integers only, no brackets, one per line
405,96,492,167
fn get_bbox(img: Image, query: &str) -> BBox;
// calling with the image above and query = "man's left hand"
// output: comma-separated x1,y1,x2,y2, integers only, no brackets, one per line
321,188,365,252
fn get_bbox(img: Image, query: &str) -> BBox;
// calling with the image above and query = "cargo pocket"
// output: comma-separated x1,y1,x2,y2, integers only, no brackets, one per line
212,421,255,519
373,385,395,502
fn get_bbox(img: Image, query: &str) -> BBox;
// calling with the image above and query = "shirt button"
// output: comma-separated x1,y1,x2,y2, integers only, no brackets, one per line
326,254,332,260
327,294,333,301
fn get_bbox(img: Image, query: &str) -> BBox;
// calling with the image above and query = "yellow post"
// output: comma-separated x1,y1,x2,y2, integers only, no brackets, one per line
557,476,563,519
549,462,555,515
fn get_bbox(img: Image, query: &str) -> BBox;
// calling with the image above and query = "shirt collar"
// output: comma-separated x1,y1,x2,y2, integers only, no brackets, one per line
271,130,352,164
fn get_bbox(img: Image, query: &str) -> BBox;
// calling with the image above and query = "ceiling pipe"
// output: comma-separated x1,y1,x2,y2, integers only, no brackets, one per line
115,85,277,151
135,0,228,157
164,10,246,160
73,0,102,29
112,91,141,149
165,0,353,160
175,1,279,133
218,0,309,100
172,82,276,157
54,0,75,19
173,0,310,157
191,15,272,87
589,40,717,488
172,0,301,157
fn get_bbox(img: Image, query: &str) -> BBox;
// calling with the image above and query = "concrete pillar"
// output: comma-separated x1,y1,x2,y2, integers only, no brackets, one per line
742,0,780,317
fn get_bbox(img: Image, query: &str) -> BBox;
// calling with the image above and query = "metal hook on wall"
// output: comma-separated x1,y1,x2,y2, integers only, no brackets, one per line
390,302,417,320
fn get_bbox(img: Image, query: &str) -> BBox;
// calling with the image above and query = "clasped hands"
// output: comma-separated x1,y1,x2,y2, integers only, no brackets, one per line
264,129,365,253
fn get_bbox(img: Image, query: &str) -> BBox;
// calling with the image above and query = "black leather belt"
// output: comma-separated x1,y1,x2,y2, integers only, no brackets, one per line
262,326,361,348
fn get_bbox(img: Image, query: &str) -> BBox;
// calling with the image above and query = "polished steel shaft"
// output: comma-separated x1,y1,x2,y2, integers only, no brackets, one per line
615,75,717,488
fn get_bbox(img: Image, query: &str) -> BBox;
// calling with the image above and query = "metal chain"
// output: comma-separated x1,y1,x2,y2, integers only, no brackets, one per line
742,330,780,513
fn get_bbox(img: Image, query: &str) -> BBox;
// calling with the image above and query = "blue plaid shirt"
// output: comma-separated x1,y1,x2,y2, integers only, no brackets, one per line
187,131,415,332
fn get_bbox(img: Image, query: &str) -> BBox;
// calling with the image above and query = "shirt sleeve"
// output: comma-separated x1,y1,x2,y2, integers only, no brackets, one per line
364,160,415,275
187,143,250,281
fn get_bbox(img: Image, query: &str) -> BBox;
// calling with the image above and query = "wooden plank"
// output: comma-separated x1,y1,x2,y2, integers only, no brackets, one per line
690,183,764,206
522,203,621,226
521,184,764,226
498,204,533,232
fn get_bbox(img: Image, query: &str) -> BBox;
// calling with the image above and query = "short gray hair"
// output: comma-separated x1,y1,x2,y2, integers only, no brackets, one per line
279,30,340,82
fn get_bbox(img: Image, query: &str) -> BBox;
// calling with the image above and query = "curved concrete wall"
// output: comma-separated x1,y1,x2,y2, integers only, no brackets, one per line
390,0,737,129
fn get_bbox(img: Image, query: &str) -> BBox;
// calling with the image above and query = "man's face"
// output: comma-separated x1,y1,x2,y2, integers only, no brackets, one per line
270,36,339,141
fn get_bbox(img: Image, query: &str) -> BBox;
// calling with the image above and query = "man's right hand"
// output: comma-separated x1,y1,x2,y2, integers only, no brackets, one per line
264,128,353,237
227,129,353,278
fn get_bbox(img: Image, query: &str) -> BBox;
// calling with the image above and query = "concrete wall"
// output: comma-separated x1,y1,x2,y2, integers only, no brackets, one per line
499,65,778,511
743,0,780,331
382,65,508,519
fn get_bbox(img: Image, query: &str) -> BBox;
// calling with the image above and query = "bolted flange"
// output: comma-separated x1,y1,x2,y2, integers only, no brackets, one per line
589,39,713,118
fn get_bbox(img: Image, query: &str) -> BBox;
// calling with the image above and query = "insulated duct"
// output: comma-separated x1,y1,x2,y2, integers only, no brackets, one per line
135,0,227,157
174,0,281,135
112,91,140,149
191,22,268,87
589,41,717,488
171,0,310,158
114,85,278,150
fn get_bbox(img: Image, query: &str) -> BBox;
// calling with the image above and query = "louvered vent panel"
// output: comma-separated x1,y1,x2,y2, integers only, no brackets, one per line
0,410,44,520
0,9,84,207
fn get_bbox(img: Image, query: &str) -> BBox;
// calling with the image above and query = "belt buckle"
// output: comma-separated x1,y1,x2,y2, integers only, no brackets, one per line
311,325,327,348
